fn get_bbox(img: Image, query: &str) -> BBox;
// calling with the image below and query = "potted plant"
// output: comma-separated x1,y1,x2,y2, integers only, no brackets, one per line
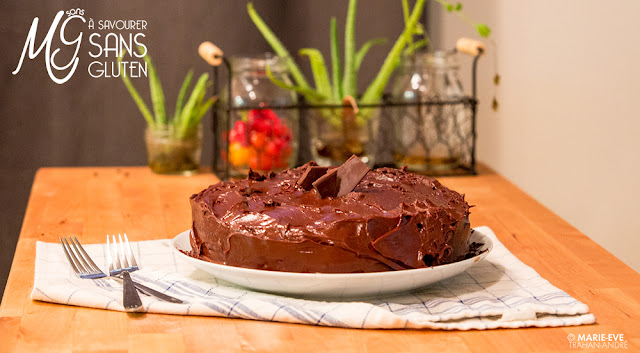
247,0,490,166
118,47,215,175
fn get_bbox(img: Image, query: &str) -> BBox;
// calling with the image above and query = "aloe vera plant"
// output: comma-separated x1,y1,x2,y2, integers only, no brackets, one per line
118,47,215,174
118,47,215,139
247,0,490,124
248,0,422,112
247,0,491,164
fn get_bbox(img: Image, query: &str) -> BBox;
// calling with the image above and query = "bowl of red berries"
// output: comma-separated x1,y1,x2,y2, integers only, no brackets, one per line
226,109,294,173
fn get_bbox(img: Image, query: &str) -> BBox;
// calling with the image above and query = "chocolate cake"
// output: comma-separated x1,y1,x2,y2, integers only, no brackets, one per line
188,158,471,273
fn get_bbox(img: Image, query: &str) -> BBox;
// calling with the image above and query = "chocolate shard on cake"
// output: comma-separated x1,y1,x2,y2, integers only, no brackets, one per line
312,155,370,198
296,164,329,191
188,159,471,273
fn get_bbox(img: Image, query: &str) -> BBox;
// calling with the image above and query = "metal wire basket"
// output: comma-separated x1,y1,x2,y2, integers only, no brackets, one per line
206,46,482,180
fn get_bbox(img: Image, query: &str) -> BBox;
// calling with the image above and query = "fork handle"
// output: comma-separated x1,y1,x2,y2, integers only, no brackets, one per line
112,275,184,304
122,271,143,312
131,280,184,304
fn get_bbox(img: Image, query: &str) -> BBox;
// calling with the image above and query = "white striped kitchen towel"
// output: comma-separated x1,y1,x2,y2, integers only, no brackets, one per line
31,226,595,330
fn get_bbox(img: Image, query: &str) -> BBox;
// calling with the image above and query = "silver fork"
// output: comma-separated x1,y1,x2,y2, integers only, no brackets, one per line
59,236,142,312
107,234,183,304
107,234,138,276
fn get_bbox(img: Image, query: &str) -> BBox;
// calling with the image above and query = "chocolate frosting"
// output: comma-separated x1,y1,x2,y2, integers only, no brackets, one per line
188,162,471,273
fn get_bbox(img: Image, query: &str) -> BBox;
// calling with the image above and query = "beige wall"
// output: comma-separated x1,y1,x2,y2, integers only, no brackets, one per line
430,0,640,272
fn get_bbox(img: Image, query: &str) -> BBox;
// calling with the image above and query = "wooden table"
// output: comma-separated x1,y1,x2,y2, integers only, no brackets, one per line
1,166,639,352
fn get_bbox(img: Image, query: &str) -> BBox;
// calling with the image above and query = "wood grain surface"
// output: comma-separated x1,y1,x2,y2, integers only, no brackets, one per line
1,166,639,353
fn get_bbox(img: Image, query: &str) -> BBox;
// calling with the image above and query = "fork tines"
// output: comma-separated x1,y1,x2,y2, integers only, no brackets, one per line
59,236,107,279
107,234,139,276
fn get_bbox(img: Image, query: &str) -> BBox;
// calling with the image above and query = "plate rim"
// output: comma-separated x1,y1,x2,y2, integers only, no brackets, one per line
170,228,493,279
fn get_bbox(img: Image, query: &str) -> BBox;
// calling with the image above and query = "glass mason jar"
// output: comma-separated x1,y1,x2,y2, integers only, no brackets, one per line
221,54,298,177
390,51,468,173
145,125,202,175
309,106,379,167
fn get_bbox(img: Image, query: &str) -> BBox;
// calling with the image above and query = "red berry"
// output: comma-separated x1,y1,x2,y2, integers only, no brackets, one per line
234,120,246,134
252,118,272,134
272,122,286,137
248,154,259,170
229,120,248,145
280,125,291,142
262,109,279,123
249,151,273,171
250,131,267,149
247,109,259,122
265,141,281,157
228,129,240,144
272,137,285,149
258,153,273,171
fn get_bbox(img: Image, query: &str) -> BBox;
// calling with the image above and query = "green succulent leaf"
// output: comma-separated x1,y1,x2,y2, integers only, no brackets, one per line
117,49,155,128
330,17,342,101
355,37,387,73
413,22,425,35
177,73,209,138
247,2,310,90
402,0,410,25
403,38,428,56
341,0,358,98
456,3,463,11
174,70,194,121
191,96,216,131
138,45,166,125
299,48,333,100
402,0,425,57
265,65,326,102
361,0,426,106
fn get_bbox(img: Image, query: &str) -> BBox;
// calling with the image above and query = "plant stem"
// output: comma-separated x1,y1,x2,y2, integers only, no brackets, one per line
402,0,412,57
431,0,491,37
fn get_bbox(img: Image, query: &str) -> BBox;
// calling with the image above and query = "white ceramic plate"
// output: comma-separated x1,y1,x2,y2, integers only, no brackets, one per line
171,228,492,298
